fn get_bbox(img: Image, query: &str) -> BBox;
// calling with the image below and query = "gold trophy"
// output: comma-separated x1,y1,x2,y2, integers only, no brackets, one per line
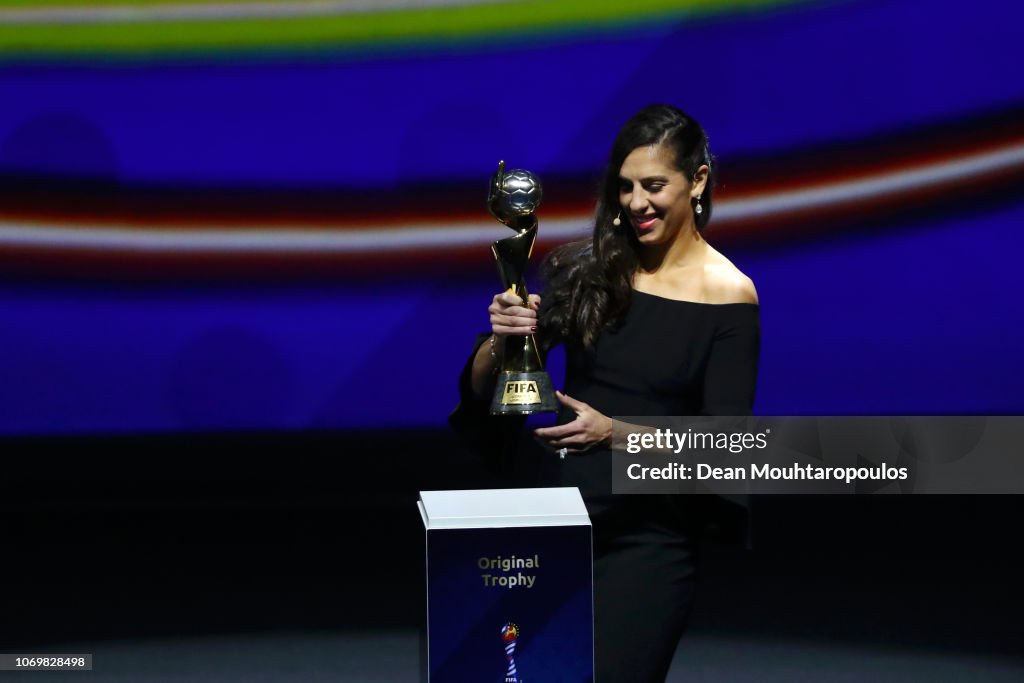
488,160,558,415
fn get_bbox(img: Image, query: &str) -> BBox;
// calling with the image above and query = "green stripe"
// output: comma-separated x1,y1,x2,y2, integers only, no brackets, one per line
0,0,278,7
0,0,806,57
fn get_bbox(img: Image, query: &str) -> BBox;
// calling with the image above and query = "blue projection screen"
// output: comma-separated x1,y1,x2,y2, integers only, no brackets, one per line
0,0,1022,434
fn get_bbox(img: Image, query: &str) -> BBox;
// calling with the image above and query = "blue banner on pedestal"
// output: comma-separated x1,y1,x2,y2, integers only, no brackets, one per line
420,488,594,683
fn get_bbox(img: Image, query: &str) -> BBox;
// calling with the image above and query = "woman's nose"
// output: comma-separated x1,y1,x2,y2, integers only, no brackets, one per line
629,190,648,213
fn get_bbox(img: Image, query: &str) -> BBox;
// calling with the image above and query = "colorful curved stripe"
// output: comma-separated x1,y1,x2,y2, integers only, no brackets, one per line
2,131,1021,269
0,0,810,56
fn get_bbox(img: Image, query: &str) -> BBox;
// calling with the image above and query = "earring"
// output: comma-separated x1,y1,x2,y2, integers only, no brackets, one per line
695,195,703,215
612,211,622,226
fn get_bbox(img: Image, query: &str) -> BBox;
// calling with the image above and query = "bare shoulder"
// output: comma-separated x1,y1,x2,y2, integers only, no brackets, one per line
702,251,758,305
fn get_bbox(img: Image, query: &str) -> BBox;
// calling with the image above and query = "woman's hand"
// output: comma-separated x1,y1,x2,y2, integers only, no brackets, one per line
533,391,613,455
489,290,540,337
470,290,540,397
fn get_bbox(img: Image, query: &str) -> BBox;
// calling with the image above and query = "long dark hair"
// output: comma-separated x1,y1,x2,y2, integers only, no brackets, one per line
539,104,715,349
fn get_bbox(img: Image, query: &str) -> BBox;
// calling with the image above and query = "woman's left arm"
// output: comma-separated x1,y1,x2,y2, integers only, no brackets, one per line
700,305,761,415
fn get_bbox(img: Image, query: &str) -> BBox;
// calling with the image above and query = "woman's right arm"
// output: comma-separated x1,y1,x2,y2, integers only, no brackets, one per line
469,290,541,398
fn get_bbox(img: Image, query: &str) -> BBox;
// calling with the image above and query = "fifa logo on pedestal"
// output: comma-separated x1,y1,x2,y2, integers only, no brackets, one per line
503,380,540,405
501,622,520,682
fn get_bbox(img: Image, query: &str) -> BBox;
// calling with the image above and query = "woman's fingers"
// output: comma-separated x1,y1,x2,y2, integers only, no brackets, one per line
489,308,536,325
494,291,540,312
534,395,612,454
534,422,577,441
489,291,538,335
493,290,523,307
490,293,537,316
534,421,589,450
554,390,588,413
490,317,537,336
535,431,586,451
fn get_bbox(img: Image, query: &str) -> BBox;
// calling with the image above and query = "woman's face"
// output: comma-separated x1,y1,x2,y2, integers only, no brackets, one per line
617,144,703,246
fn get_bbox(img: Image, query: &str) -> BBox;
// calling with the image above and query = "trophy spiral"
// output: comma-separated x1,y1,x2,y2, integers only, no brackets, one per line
501,622,520,682
488,160,558,416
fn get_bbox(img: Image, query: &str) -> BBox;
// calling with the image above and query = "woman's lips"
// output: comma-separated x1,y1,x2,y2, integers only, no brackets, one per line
633,215,657,231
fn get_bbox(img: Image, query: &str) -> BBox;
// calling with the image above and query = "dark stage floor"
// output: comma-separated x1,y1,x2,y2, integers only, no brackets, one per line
12,629,1024,683
3,432,1023,681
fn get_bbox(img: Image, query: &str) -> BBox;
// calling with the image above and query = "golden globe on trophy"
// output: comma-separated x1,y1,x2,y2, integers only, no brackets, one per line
487,160,558,416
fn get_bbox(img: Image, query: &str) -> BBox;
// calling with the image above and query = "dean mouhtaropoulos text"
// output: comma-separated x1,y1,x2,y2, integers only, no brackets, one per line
626,462,908,484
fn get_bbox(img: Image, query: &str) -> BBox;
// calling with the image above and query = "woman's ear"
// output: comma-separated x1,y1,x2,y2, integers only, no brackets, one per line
691,164,709,198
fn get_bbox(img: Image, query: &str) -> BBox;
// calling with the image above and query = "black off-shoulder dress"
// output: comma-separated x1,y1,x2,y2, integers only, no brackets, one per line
452,290,760,682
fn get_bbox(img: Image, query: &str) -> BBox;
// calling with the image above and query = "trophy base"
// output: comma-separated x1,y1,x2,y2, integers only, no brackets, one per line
490,371,559,416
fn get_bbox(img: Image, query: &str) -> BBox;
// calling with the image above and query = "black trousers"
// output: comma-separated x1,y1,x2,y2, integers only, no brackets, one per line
590,497,698,683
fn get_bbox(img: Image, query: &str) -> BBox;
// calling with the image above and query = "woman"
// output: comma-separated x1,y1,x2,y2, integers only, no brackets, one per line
453,104,760,682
